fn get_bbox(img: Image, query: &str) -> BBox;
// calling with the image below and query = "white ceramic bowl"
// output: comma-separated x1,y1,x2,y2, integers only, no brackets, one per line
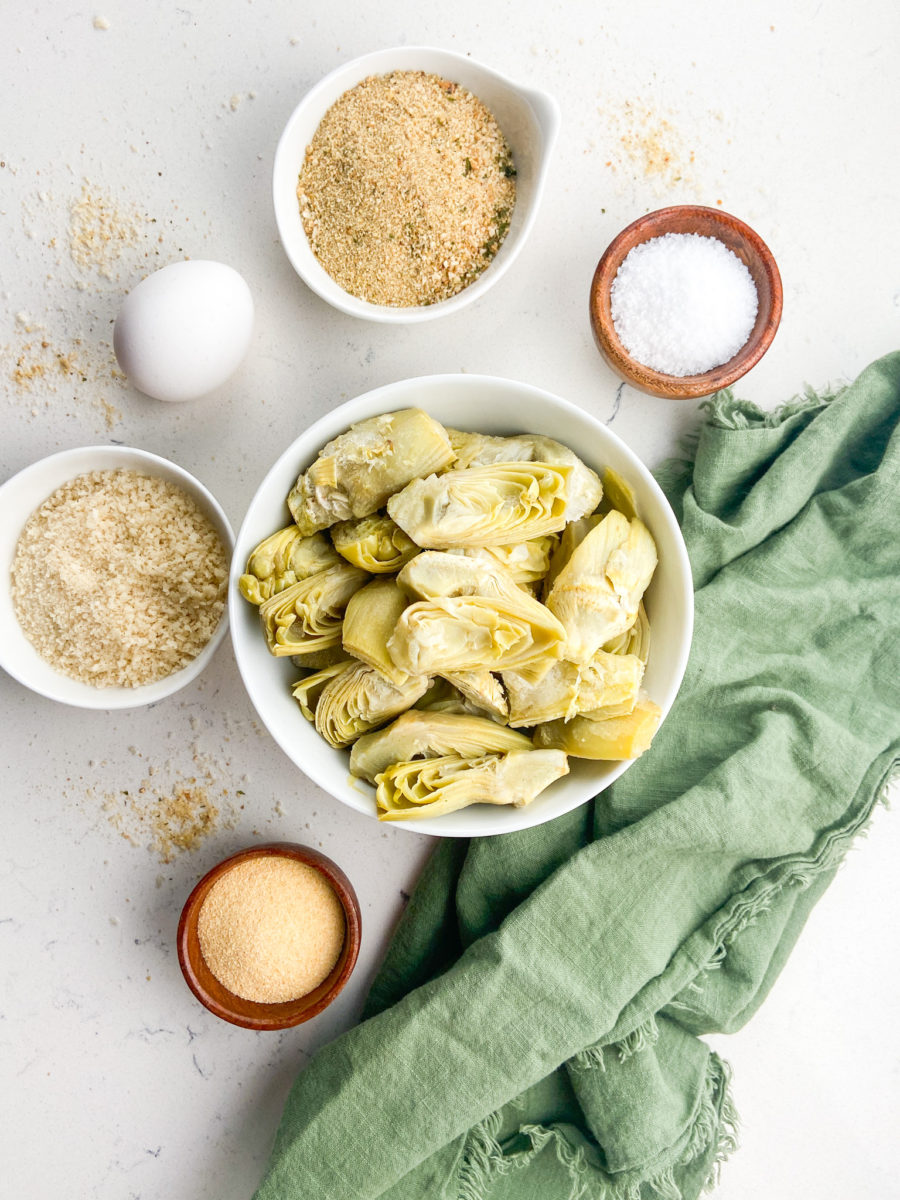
0,445,234,709
272,46,560,323
230,375,694,837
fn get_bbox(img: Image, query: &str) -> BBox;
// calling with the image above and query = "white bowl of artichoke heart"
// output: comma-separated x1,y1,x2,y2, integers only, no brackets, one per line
230,376,694,837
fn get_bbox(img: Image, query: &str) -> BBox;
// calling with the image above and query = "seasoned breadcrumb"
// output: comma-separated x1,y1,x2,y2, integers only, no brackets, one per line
298,70,516,306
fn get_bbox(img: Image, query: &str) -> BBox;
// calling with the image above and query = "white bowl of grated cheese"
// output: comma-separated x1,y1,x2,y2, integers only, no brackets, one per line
273,46,560,322
0,445,234,709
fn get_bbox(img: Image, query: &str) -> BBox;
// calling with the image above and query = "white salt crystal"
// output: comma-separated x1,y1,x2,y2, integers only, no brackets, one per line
610,232,758,377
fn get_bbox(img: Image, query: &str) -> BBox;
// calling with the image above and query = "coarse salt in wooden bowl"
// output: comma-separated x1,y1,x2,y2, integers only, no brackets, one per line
177,843,361,1031
589,205,783,400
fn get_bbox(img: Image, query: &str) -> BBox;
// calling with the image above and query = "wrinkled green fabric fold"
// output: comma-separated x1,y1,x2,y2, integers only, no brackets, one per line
254,351,900,1200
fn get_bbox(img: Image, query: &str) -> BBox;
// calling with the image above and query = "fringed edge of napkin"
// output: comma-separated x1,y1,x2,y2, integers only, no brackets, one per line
699,382,844,431
454,1053,738,1200
567,1015,661,1074
687,757,897,991
653,381,845,515
451,759,897,1200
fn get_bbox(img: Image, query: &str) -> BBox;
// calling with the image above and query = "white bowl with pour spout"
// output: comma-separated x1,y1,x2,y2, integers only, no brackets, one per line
272,46,560,323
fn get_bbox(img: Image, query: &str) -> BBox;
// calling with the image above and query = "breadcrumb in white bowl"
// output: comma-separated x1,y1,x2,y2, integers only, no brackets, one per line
273,46,560,323
0,445,234,709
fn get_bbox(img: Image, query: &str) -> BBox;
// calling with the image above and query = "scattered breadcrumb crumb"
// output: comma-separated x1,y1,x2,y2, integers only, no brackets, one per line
68,182,145,280
600,99,696,193
102,778,223,863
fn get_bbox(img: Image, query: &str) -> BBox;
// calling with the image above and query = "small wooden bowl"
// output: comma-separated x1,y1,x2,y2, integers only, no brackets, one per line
589,205,783,399
177,842,361,1031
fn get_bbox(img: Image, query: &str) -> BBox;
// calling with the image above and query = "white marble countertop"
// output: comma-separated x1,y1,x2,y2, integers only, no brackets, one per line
2,3,899,1197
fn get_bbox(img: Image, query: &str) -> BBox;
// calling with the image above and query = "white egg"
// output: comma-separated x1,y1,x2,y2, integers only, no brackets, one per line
113,261,254,402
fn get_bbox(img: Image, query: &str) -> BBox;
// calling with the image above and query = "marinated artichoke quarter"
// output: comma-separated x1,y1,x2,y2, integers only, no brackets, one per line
242,407,664,821
375,749,569,821
330,512,419,574
341,577,411,685
288,409,455,536
239,527,341,604
258,562,369,657
349,710,533,783
545,510,657,663
387,462,577,548
446,430,604,521
534,701,662,760
293,660,430,750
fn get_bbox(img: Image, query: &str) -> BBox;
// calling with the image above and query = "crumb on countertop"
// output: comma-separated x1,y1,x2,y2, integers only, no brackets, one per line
68,181,146,279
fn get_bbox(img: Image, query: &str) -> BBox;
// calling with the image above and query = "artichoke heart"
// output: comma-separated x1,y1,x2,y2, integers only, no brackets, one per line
542,515,601,599
350,709,532,783
398,552,561,686
442,669,509,722
342,577,410,685
534,700,662,760
387,462,574,547
259,562,369,657
291,660,355,722
239,527,341,605
469,536,558,585
546,511,657,663
331,512,419,574
303,661,430,749
388,590,565,676
528,436,604,520
446,431,603,521
603,602,651,664
600,467,639,521
503,649,644,728
375,749,569,821
287,409,455,535
398,549,516,601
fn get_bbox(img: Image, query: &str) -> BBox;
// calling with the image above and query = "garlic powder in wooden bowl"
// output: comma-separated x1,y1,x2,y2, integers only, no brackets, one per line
11,469,228,688
297,70,517,307
197,856,346,1004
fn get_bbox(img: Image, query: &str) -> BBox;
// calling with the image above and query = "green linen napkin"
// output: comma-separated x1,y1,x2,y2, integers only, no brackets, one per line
254,352,900,1200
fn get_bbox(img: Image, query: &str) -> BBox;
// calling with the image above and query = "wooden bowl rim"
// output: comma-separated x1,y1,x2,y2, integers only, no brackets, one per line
589,204,783,400
177,841,362,1031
